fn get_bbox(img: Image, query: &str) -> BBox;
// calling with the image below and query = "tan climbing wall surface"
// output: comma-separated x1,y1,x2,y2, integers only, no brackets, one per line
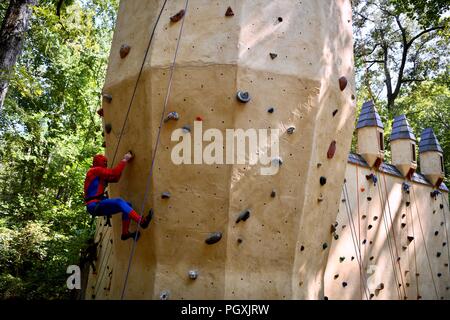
87,0,355,300
324,160,450,300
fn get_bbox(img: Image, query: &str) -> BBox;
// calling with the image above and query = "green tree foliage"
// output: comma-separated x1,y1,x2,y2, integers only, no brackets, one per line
352,0,449,180
0,0,118,299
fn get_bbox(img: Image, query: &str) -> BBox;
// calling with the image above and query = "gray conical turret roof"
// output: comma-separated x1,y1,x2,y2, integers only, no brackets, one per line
356,100,384,129
419,128,443,153
390,114,416,141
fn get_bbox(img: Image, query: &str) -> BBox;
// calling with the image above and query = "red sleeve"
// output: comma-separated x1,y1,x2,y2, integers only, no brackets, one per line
95,160,127,183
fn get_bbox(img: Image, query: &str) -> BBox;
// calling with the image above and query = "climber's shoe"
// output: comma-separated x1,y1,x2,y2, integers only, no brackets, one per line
140,209,154,229
121,231,141,241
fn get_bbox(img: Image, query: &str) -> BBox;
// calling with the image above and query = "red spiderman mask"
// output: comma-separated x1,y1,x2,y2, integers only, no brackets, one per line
93,154,108,168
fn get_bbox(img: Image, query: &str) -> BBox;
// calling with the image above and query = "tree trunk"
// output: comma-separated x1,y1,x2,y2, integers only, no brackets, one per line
0,0,36,111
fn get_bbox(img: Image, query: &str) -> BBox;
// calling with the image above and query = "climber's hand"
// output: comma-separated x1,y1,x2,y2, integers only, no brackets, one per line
123,152,134,162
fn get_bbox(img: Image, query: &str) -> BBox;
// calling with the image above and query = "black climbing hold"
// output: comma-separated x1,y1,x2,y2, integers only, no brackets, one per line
271,189,276,198
160,290,170,300
368,225,373,230
402,246,407,251
161,192,171,199
441,222,444,226
362,239,367,244
287,126,296,134
443,242,447,247
320,177,327,186
170,10,185,23
402,182,410,193
437,252,441,257
401,223,406,229
272,157,283,166
437,273,442,277
402,214,406,219
435,231,439,236
225,6,234,17
334,274,339,279
440,204,444,209
351,256,354,261
370,256,374,261
367,197,372,201
339,257,345,262
277,17,283,23
407,236,414,242
397,257,401,262
267,107,275,113
236,209,251,223
322,243,328,250
103,93,112,103
97,108,104,117
324,296,328,300
188,270,198,280
182,125,191,133
237,238,243,244
120,44,131,59
362,215,367,219
332,109,338,117
300,245,305,251
330,225,336,234
236,91,251,103
342,282,348,288
105,123,112,134
334,234,339,240
370,294,374,299
373,216,378,221
269,53,278,60
370,241,373,245
406,201,410,207
205,232,222,245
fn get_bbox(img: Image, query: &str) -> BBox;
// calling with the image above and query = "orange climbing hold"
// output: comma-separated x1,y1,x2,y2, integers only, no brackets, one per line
170,9,185,23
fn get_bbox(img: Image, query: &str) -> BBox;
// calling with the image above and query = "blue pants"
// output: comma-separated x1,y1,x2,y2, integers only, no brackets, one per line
87,198,134,221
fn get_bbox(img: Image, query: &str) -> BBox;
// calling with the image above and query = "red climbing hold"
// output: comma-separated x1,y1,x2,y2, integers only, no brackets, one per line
339,76,348,91
170,9,185,23
120,44,131,59
196,116,203,121
225,6,234,17
327,140,337,159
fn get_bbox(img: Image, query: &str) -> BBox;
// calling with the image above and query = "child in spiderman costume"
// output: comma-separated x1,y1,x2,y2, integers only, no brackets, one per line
84,152,153,241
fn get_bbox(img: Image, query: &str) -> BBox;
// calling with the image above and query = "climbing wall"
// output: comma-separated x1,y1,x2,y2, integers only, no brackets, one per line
86,0,355,300
324,155,450,300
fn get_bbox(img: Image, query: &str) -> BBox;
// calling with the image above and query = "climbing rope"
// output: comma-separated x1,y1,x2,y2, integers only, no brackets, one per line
93,230,114,297
355,166,364,299
375,172,402,299
405,188,420,299
380,172,407,298
342,182,371,300
410,184,439,299
120,0,190,300
108,0,169,167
